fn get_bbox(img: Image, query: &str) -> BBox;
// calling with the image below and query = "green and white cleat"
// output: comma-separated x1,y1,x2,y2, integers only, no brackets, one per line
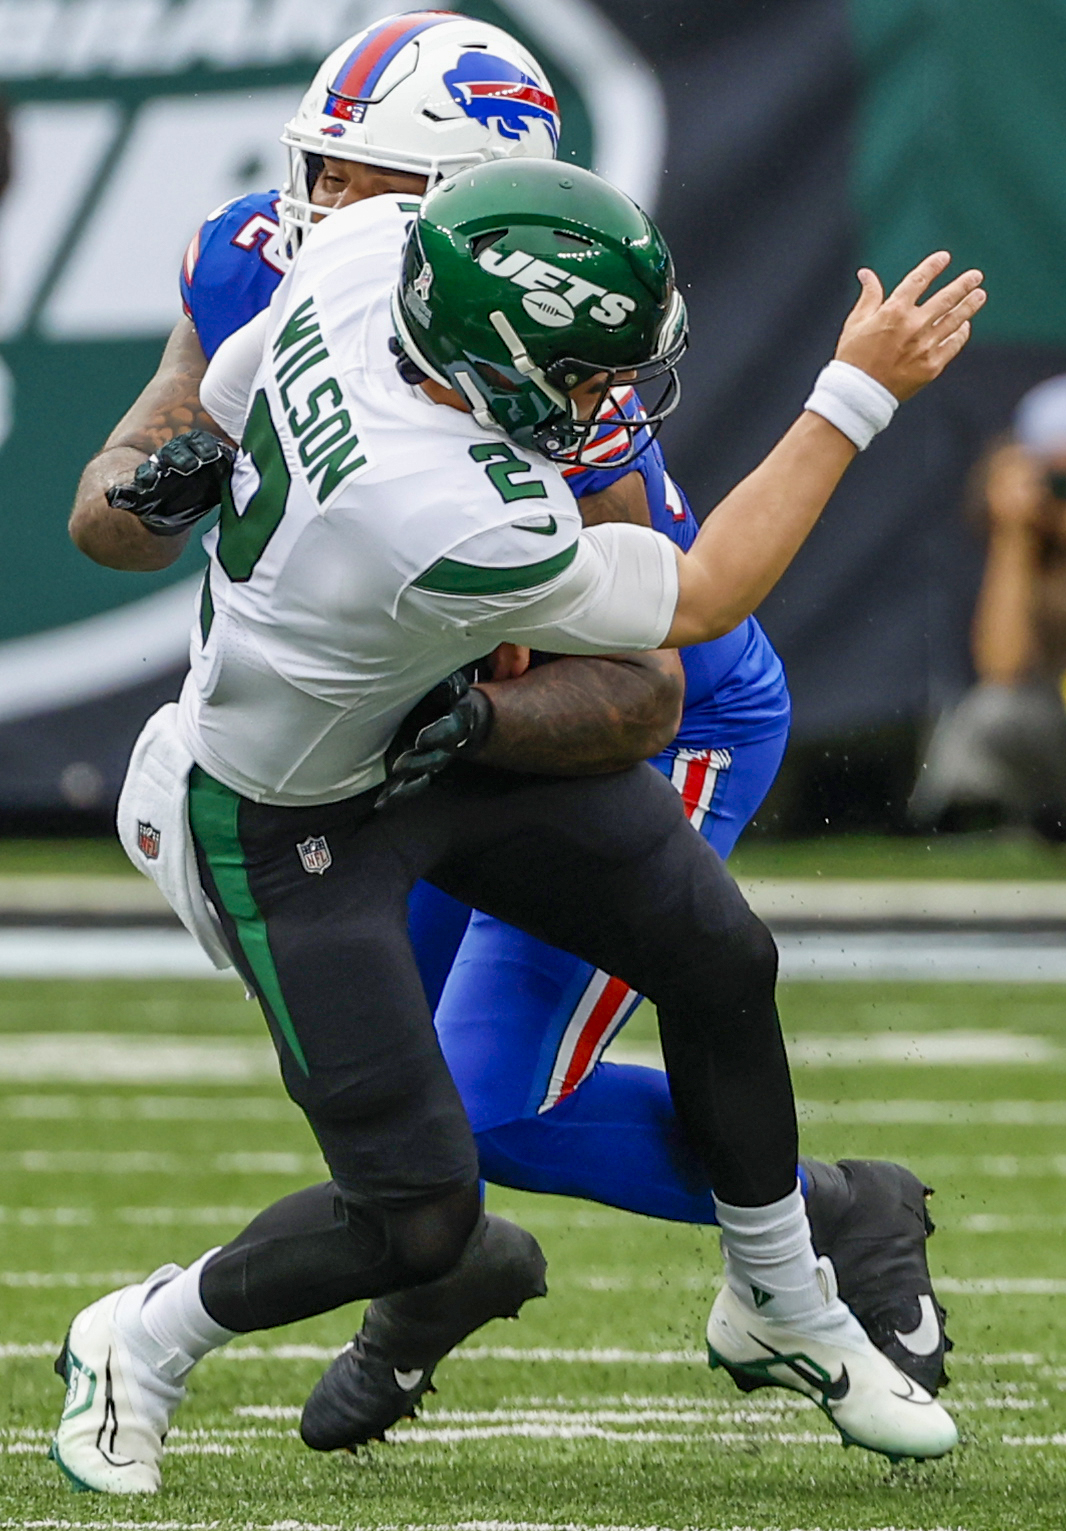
50,1266,189,1494
706,1258,958,1463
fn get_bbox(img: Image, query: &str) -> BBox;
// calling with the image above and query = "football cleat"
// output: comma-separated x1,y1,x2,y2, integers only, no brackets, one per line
301,1212,546,1452
706,1258,958,1462
50,1267,189,1494
300,1331,436,1450
801,1157,953,1394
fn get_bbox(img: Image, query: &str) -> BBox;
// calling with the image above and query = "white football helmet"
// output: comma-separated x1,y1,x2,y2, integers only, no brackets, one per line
279,9,560,257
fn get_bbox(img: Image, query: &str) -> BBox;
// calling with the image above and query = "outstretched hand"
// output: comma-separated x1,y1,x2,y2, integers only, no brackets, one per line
834,252,986,402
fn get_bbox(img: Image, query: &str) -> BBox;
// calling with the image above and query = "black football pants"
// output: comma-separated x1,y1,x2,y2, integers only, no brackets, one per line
188,760,796,1332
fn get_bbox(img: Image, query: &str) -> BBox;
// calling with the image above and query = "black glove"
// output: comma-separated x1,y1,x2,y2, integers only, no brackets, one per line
376,670,494,810
107,430,236,536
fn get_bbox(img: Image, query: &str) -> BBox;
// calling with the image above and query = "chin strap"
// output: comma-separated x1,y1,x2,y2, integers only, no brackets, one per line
488,310,572,415
452,369,498,430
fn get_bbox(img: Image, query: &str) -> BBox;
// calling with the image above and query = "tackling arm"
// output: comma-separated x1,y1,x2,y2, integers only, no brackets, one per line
68,317,226,571
474,471,679,773
474,648,684,774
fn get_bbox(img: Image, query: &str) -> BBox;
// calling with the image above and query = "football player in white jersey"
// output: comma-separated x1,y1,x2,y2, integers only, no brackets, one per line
50,158,983,1494
62,5,955,1475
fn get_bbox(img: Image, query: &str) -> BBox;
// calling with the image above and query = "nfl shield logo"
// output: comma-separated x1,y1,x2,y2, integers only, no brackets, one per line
137,821,161,860
413,260,433,302
297,835,332,875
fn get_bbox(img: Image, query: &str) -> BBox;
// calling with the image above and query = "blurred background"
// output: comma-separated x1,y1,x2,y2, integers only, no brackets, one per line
3,0,1066,839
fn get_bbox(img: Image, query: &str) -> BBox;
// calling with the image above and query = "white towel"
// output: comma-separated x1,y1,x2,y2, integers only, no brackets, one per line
116,703,233,971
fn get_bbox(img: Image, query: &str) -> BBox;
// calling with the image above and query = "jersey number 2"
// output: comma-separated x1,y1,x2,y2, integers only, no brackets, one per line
469,442,547,502
217,390,291,582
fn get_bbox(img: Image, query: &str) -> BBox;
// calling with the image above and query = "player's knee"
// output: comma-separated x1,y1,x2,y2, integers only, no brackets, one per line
714,906,779,990
379,1180,482,1288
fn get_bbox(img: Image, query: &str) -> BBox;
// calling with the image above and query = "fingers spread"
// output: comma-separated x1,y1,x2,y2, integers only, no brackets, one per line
890,250,951,303
936,319,972,365
922,268,985,324
935,286,987,337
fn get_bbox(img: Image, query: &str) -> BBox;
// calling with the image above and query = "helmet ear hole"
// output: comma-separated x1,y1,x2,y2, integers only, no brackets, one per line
470,230,506,262
552,230,593,250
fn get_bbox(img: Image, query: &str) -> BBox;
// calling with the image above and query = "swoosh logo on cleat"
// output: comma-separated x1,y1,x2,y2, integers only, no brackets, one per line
894,1294,941,1358
394,1368,424,1391
748,1332,850,1402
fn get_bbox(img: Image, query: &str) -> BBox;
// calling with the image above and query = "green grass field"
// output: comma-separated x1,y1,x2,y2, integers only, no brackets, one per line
4,974,1066,1530
7,828,1066,879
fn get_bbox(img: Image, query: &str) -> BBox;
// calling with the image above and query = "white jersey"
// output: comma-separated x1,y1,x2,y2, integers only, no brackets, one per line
181,195,679,807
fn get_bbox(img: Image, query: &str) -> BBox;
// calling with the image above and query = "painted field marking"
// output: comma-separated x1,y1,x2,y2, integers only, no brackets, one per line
601,1031,1065,1069
12,919,1066,982
797,1097,1066,1125
0,929,229,979
0,1151,323,1176
785,1031,1062,1066
0,1094,290,1120
7,1201,1062,1235
0,1034,274,1083
540,1274,1066,1296
775,930,1066,983
960,1214,1066,1233
1,1030,1062,1086
920,1155,1066,1179
0,1207,265,1227
5,1340,1065,1367
6,1088,1066,1125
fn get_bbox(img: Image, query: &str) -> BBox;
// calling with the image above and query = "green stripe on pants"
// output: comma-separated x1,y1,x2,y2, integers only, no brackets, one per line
187,765,310,1076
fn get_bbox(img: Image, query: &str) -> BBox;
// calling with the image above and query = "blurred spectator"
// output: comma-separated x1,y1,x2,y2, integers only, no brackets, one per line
911,375,1066,837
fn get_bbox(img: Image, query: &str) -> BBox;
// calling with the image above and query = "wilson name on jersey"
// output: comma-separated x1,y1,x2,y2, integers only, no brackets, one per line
178,196,681,808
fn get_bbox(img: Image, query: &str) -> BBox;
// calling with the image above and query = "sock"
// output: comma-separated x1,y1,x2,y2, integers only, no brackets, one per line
137,1250,238,1371
714,1179,864,1336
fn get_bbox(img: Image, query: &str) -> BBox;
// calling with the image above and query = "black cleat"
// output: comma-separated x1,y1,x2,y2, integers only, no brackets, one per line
801,1157,953,1395
300,1332,435,1451
300,1213,547,1453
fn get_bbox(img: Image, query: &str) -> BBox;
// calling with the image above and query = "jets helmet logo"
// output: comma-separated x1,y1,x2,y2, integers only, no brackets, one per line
297,835,332,875
476,246,637,330
444,52,560,148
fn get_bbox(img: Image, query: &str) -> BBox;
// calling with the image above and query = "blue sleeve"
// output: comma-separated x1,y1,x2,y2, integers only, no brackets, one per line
563,387,699,550
180,190,286,360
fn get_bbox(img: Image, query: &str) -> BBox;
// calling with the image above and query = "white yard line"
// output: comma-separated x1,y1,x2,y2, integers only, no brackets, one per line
0,1151,323,1176
0,929,229,979
4,1339,1065,1367
1,1095,290,1120
8,924,1066,980
797,1097,1066,1124
0,1035,275,1084
919,1155,1066,1179
960,1213,1066,1232
3,1030,1062,1086
776,931,1066,983
0,1207,265,1227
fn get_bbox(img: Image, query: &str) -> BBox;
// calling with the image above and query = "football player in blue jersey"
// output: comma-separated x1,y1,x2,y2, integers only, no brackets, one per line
68,10,950,1455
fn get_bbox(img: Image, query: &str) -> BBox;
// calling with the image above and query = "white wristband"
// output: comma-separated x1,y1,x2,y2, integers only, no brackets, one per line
803,359,898,451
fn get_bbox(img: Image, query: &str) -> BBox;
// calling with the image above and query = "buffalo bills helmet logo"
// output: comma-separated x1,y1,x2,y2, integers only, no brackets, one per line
444,52,560,148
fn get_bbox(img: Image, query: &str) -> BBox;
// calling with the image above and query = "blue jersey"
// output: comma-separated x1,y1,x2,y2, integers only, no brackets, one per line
180,193,789,747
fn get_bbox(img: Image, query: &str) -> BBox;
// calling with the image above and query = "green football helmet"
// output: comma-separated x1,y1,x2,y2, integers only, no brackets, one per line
391,159,687,465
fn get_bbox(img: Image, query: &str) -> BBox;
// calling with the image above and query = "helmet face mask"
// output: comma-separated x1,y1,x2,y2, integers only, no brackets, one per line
393,162,688,467
279,11,560,261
